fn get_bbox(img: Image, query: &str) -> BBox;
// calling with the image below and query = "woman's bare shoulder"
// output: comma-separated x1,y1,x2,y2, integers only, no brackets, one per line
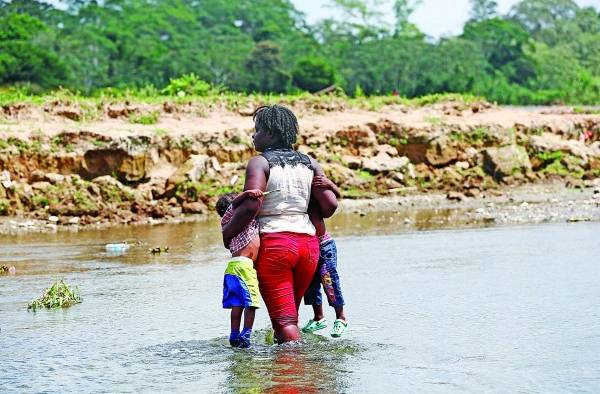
248,155,269,169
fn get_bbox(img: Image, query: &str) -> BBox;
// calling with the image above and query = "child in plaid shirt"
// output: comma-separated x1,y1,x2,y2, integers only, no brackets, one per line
216,189,263,348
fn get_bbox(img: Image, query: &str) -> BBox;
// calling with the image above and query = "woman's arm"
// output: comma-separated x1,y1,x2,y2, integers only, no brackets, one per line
221,156,268,247
309,158,338,218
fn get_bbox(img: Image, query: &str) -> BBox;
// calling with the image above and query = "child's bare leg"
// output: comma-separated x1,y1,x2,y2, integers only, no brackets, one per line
229,307,243,346
231,307,243,332
334,305,346,322
243,307,255,330
238,307,256,348
312,304,324,321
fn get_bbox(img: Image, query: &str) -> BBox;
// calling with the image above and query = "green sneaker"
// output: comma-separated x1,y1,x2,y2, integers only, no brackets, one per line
330,319,348,338
301,318,327,333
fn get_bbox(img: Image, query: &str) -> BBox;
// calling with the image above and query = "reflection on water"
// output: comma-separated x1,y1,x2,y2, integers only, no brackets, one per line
1,217,599,393
126,330,361,393
222,332,361,393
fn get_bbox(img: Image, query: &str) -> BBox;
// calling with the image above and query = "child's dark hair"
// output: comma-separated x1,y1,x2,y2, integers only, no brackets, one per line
252,105,298,148
216,192,238,217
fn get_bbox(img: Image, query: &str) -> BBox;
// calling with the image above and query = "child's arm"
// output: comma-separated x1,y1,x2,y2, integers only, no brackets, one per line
308,200,327,237
312,175,341,198
231,189,264,208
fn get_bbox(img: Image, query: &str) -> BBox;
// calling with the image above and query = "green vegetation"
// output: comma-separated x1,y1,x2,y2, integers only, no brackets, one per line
450,127,494,145
32,194,49,208
356,170,375,180
0,199,9,215
28,280,82,311
175,180,237,202
73,190,97,211
542,160,570,177
536,150,564,163
0,0,599,105
128,111,160,125
425,116,446,126
161,74,216,97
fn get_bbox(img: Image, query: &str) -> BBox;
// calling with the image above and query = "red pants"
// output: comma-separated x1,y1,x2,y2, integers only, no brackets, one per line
256,232,319,331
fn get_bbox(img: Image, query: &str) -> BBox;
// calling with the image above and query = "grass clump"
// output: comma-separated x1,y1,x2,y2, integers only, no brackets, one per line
27,280,82,311
356,169,375,181
129,110,160,125
542,160,570,177
536,150,564,163
176,180,236,201
0,199,9,215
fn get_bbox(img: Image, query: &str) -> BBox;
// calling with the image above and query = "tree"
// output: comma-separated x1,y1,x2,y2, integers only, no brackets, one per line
245,41,291,93
469,0,498,21
462,18,535,84
422,38,489,93
292,57,337,92
0,13,67,87
393,0,423,37
510,0,579,45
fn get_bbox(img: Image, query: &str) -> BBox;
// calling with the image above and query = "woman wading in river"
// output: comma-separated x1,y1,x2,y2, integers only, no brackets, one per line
222,105,338,343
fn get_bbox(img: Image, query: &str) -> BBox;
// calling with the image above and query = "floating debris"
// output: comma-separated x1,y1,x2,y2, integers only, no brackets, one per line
149,246,169,255
105,242,130,253
28,280,82,311
0,265,16,275
567,217,591,223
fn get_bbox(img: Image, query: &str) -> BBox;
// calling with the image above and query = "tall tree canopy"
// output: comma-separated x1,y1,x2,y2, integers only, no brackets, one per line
0,0,599,104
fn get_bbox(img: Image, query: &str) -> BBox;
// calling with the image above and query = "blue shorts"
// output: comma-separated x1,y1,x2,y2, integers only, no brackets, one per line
223,256,260,309
304,239,345,307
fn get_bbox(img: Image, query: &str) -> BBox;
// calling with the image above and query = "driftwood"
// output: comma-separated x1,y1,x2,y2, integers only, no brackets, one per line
313,85,337,96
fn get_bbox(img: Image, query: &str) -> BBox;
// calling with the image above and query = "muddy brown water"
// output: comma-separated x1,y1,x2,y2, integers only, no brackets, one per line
1,211,599,393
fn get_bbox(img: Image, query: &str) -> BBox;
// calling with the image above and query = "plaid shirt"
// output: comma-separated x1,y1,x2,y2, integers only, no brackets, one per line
221,205,259,255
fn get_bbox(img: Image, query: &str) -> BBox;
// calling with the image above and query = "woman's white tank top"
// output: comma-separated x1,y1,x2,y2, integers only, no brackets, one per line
258,149,315,235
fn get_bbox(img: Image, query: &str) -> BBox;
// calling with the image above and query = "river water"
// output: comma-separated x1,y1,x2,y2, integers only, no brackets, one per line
1,213,599,393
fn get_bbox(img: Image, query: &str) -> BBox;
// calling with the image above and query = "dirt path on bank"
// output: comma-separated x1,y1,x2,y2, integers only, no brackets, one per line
1,102,598,140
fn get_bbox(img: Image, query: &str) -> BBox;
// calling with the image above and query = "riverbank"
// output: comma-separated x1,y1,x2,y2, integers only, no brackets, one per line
2,181,598,235
1,95,599,234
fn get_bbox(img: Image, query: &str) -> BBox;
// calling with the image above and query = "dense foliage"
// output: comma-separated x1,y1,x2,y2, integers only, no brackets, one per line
1,0,599,104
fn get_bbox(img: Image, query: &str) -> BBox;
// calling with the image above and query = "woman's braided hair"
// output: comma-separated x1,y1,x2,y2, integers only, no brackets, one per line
252,105,298,149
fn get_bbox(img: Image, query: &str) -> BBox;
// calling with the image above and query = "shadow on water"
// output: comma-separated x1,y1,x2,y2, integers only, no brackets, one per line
139,329,363,393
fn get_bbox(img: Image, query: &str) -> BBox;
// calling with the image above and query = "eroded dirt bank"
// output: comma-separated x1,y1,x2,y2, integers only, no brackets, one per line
1,98,599,234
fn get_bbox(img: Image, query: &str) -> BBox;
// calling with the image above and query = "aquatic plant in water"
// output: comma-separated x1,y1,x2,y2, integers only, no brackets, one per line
27,280,82,311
